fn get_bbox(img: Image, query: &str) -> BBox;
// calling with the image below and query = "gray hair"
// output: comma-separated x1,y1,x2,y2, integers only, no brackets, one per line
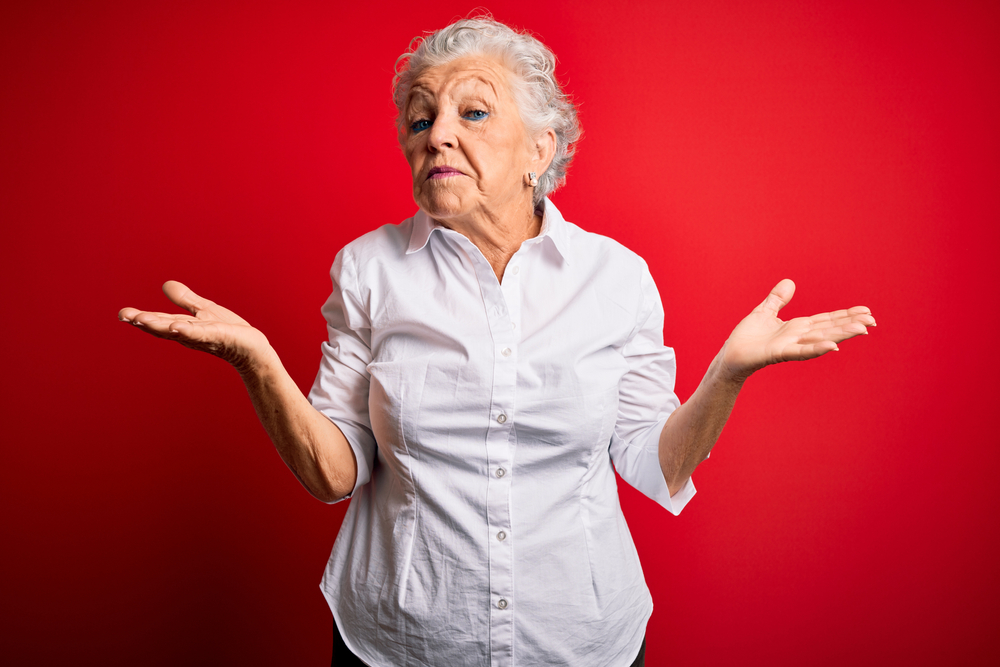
393,17,581,206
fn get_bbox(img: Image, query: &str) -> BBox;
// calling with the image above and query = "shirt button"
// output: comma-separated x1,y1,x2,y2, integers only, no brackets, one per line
497,531,507,541
495,467,506,478
497,598,508,610
497,413,507,424
501,347,512,357
511,266,519,275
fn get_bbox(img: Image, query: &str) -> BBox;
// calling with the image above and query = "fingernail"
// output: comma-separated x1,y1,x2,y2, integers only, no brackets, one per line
833,347,840,352
133,321,144,327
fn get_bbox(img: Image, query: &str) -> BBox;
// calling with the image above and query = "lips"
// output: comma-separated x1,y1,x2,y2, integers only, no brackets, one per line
427,166,464,180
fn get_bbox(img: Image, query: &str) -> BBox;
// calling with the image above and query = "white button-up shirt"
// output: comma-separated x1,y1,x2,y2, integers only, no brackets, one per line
309,199,695,667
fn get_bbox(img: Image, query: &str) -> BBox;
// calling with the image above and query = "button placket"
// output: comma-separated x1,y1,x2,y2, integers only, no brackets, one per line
467,239,520,667
501,251,522,342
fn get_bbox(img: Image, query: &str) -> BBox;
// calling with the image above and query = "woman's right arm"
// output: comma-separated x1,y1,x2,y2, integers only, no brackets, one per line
119,280,357,503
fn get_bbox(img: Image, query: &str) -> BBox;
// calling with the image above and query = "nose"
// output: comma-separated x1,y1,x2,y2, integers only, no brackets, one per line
427,113,457,152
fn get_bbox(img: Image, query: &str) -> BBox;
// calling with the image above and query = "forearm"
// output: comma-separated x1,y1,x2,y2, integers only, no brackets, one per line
658,347,744,495
237,346,358,503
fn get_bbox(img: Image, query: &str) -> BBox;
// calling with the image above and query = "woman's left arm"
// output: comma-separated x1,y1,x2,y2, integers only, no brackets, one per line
659,279,876,495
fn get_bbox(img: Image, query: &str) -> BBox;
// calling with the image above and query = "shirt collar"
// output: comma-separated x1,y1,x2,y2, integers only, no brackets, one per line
406,208,437,255
534,198,573,264
406,197,572,264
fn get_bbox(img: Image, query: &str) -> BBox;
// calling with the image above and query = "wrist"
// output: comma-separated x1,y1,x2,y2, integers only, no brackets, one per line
715,343,755,387
232,335,277,379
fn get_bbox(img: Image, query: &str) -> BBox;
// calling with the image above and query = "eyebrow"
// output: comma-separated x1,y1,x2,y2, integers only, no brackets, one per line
407,73,501,106
408,86,433,101
405,87,434,115
454,74,501,100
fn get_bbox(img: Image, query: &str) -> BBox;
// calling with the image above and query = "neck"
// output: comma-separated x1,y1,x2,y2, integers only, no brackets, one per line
435,197,541,282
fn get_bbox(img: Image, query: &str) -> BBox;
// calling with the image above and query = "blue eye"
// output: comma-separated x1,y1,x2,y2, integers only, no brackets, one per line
464,109,489,121
410,119,432,133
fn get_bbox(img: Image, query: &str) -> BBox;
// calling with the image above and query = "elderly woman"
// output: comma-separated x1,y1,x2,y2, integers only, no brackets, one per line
119,17,874,667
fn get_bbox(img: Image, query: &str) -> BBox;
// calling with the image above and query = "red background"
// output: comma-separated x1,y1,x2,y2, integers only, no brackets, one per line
2,1,998,664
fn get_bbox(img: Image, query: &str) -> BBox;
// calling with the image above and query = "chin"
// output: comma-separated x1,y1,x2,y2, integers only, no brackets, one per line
416,191,469,221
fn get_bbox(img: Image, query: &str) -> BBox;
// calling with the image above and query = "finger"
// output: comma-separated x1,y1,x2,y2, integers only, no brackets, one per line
809,307,875,326
777,340,839,362
858,310,876,327
797,322,870,344
118,311,180,338
848,305,873,318
805,314,877,334
128,311,198,331
168,319,239,352
119,307,141,322
126,311,194,337
133,310,198,321
169,318,215,341
791,341,840,360
126,315,222,345
758,279,795,316
162,280,211,316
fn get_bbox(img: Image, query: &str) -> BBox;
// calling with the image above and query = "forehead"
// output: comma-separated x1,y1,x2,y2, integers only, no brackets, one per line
407,55,513,104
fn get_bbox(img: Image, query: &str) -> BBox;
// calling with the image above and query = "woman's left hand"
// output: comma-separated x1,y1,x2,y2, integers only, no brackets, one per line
719,279,876,382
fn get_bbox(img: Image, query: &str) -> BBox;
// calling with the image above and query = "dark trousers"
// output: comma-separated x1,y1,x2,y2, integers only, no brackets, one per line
332,619,646,666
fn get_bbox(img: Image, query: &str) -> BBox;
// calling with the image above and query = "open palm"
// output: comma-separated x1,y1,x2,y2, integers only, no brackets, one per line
721,279,875,381
118,280,268,370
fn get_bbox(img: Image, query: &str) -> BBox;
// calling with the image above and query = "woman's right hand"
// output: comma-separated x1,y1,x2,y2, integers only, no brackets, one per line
119,280,270,373
121,280,357,502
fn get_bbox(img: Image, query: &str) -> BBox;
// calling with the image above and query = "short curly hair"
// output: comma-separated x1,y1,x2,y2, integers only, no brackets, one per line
393,17,581,206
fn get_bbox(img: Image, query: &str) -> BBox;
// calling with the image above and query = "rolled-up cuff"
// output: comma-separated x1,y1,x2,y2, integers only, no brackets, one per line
612,414,699,515
323,417,374,504
659,475,696,515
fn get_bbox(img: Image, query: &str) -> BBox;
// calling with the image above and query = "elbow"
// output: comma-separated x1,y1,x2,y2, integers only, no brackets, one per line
314,490,347,504
289,435,360,504
308,469,356,504
664,472,689,498
309,485,349,504
660,456,696,497
659,441,708,497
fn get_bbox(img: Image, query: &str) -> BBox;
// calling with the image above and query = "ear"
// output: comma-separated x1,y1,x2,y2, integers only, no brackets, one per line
531,128,557,175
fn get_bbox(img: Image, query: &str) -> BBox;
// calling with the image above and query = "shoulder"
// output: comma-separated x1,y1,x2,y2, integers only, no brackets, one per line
325,216,417,302
557,216,662,328
566,221,647,265
543,198,651,278
338,216,415,265
560,219,654,296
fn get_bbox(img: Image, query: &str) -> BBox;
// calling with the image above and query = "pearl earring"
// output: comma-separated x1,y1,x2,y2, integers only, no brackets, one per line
528,172,538,187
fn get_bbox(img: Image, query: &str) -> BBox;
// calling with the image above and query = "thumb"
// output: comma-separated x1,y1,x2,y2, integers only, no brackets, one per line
162,280,208,316
758,278,795,316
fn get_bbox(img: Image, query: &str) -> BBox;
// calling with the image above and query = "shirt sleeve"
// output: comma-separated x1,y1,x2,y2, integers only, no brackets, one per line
609,261,696,516
307,247,377,503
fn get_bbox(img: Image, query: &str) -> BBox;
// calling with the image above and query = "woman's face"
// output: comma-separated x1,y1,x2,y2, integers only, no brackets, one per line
402,55,554,226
